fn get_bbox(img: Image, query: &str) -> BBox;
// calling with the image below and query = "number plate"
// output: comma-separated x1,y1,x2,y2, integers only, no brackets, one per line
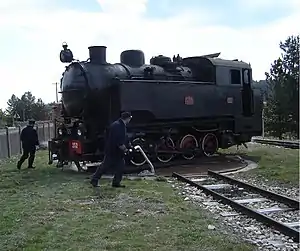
69,140,82,154
184,96,194,105
71,141,79,149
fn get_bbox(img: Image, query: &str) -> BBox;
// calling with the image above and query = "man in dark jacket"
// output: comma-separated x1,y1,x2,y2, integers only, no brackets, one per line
90,112,132,188
17,119,40,169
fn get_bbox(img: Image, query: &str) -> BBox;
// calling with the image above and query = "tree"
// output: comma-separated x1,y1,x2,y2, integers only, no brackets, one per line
32,98,47,120
264,35,299,139
280,35,299,137
6,94,20,119
0,108,7,128
0,108,6,119
252,80,269,102
20,91,36,120
6,91,51,123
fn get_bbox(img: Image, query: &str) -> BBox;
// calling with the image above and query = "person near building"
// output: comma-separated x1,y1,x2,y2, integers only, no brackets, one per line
17,119,40,169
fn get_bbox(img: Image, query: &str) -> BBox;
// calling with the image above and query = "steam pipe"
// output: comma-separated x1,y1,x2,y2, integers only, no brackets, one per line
130,145,155,174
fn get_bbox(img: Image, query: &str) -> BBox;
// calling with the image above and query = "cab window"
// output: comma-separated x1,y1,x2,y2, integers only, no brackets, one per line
243,69,250,85
230,69,241,85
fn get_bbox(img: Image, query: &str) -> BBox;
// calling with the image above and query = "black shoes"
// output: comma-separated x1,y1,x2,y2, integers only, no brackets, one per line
17,161,36,170
112,184,126,188
90,180,100,187
90,179,125,188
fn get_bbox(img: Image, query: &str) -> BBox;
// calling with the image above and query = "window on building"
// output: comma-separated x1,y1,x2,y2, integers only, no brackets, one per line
230,69,241,85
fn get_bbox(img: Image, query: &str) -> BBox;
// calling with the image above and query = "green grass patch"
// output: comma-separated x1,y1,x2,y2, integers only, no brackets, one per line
221,144,299,185
0,151,255,251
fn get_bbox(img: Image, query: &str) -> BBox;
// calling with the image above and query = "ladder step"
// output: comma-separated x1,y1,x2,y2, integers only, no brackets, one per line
220,212,240,217
202,184,232,189
257,207,292,214
191,178,207,182
234,198,268,204
284,222,300,228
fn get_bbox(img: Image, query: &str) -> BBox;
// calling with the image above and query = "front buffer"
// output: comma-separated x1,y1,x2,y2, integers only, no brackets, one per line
48,139,84,165
48,137,104,166
47,138,153,174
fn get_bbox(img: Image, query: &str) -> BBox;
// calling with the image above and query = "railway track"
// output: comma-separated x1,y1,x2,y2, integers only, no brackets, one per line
173,170,300,242
252,138,300,149
82,153,244,174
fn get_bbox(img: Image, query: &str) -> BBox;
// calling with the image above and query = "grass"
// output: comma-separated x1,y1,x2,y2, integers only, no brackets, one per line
0,151,255,251
221,144,299,185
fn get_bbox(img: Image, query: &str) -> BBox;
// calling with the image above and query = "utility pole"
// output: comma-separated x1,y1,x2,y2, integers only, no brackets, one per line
262,101,267,138
52,82,58,103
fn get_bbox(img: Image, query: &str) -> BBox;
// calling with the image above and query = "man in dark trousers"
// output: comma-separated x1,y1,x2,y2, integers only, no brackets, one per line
17,119,40,170
90,112,132,188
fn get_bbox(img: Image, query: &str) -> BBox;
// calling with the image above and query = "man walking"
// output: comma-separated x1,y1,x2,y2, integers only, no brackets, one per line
17,119,40,170
90,112,132,188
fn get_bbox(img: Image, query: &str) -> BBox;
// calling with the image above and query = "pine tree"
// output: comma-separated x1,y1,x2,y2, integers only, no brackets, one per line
264,35,299,139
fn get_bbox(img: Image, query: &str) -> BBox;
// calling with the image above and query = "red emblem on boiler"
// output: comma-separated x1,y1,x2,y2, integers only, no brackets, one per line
184,96,194,105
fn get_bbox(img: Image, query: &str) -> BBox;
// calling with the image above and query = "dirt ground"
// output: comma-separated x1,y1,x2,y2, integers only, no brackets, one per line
154,154,247,176
82,153,247,177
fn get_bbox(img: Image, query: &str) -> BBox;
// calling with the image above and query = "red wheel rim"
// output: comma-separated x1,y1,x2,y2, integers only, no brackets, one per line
156,137,175,163
201,133,218,157
180,134,198,160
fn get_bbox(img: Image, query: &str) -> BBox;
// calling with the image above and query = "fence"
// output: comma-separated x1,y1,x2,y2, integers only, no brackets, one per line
0,122,54,159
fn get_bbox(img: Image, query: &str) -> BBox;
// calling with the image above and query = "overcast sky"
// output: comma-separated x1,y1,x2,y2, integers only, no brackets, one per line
0,0,299,109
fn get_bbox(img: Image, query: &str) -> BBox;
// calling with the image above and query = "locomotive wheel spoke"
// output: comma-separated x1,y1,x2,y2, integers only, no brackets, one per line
201,133,219,157
130,137,147,166
179,134,198,160
73,161,91,172
156,136,175,163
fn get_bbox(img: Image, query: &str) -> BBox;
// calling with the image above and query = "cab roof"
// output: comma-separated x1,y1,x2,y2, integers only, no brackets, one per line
209,57,251,68
183,56,251,69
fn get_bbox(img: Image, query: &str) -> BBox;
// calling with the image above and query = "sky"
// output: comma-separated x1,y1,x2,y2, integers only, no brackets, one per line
0,0,299,109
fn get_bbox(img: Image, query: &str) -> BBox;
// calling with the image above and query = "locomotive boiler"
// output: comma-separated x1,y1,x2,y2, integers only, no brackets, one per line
48,43,263,169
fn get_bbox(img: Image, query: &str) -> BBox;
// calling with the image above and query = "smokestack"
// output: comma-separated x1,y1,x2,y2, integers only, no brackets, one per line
88,46,107,64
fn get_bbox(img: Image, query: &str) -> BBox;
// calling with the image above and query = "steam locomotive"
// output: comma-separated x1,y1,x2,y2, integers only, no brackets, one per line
48,42,263,169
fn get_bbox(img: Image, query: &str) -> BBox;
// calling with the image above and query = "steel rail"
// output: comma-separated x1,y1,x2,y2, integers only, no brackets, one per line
172,172,300,242
252,138,300,149
208,170,300,209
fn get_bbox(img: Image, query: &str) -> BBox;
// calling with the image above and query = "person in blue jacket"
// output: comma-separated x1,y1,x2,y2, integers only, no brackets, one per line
90,112,132,188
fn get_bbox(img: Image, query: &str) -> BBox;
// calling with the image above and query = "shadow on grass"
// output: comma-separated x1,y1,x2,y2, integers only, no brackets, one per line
0,153,91,192
221,145,299,185
0,152,153,203
218,151,262,163
235,153,262,163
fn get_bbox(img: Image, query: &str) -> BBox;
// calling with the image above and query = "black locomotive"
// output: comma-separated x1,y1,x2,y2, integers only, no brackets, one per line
48,43,263,168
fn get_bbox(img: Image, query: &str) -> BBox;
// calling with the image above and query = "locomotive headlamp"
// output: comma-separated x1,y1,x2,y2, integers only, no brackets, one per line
58,128,63,135
62,42,68,49
77,129,82,136
60,41,73,63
